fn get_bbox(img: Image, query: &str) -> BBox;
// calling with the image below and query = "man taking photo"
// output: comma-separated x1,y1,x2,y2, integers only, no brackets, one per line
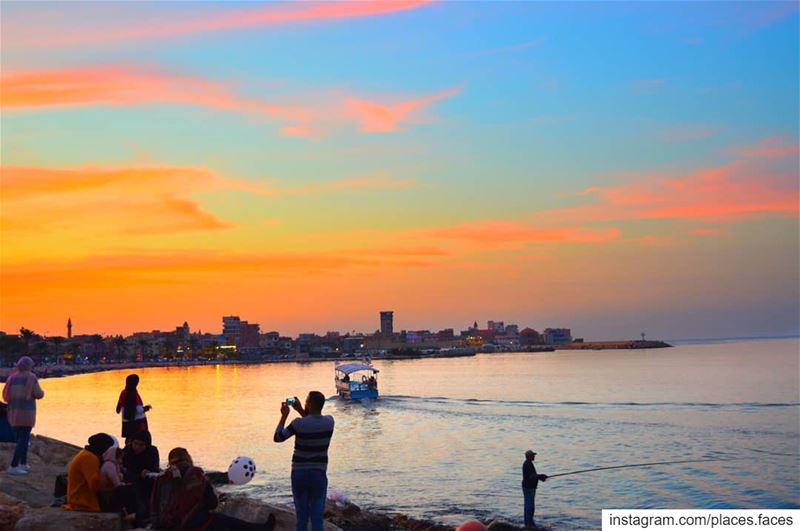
274,391,335,531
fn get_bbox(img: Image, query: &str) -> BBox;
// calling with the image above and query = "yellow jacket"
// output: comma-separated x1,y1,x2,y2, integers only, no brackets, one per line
64,449,102,512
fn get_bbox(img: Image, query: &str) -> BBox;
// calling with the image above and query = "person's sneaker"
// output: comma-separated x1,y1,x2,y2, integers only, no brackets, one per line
6,466,28,476
22,464,30,471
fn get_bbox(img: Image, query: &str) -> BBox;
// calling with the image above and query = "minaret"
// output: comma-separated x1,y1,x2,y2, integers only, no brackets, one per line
67,318,72,339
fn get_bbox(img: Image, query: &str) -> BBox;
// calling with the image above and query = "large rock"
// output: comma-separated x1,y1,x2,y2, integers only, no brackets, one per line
13,508,122,531
324,499,395,531
0,492,29,530
486,519,551,531
486,520,520,531
0,435,79,508
217,494,342,531
391,513,453,531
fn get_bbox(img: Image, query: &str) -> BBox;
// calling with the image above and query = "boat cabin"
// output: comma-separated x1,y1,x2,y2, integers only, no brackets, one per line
335,362,379,400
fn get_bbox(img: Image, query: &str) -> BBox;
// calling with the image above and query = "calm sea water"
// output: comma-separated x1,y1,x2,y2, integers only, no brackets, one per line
33,338,800,529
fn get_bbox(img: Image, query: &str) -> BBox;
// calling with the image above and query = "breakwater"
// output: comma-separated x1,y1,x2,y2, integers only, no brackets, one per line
554,340,671,350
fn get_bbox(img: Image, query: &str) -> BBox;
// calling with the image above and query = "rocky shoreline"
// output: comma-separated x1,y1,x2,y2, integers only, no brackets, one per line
0,435,527,531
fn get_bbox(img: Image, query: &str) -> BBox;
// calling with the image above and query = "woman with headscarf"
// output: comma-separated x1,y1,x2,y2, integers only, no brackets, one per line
122,429,160,521
2,356,45,476
116,374,151,439
151,448,275,531
64,433,116,511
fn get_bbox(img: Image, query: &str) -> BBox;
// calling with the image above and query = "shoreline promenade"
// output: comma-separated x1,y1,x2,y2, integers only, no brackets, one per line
0,340,671,381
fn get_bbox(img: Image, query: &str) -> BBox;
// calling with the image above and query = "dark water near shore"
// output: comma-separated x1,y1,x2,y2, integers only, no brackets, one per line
35,338,800,529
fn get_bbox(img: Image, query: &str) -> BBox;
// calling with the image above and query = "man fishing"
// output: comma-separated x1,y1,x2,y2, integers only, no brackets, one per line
522,450,548,529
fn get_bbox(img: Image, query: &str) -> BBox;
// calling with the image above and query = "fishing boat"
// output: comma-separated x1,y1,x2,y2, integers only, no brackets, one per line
334,361,379,400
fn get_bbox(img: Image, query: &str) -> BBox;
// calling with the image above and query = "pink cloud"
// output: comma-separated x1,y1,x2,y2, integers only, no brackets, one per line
1,66,312,134
345,86,461,133
7,1,431,48
539,159,798,224
280,125,316,138
2,66,459,136
733,136,800,158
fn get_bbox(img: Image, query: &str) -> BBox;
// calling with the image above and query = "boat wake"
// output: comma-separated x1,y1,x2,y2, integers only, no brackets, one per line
381,395,800,409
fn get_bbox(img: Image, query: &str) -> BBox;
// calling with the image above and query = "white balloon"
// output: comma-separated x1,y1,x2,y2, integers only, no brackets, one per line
227,456,257,485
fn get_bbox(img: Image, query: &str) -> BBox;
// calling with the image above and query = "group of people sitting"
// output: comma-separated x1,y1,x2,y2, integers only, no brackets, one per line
63,430,275,530
54,373,275,529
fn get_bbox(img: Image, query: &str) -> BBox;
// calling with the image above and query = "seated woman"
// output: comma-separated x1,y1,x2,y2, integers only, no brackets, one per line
64,433,116,512
122,430,159,521
151,448,275,531
97,446,137,520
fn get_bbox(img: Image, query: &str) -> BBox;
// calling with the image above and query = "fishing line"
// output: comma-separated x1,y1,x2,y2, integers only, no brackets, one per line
739,447,798,458
547,457,730,478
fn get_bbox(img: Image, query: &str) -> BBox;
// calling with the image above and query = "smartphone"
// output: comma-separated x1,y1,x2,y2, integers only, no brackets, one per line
286,397,296,406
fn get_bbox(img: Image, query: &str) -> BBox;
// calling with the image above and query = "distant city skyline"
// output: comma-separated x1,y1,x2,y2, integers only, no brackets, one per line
1,2,798,341
5,313,797,344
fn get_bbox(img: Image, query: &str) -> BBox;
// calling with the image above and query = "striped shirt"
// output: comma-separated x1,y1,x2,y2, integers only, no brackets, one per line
274,414,334,471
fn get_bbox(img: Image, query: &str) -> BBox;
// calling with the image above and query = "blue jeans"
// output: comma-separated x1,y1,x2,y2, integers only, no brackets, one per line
11,426,32,467
291,468,328,531
523,486,537,526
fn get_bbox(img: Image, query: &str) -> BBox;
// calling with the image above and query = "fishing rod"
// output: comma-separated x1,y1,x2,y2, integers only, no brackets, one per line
547,457,730,479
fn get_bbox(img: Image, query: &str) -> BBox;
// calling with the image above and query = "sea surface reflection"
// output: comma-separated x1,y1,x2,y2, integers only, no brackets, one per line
34,338,800,528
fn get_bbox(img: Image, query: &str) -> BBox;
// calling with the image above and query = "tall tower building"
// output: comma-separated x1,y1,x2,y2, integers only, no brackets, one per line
67,318,72,339
380,311,394,338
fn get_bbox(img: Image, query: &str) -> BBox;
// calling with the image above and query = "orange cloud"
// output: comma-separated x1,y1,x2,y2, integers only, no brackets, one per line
734,136,800,158
0,246,446,299
1,66,312,133
1,165,214,200
345,86,461,132
7,1,431,48
0,165,238,238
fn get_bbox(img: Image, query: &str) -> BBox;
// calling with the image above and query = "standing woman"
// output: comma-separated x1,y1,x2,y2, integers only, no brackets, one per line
116,375,151,439
2,356,45,476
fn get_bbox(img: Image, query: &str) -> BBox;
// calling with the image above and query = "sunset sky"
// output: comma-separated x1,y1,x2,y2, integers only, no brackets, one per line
1,1,798,340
